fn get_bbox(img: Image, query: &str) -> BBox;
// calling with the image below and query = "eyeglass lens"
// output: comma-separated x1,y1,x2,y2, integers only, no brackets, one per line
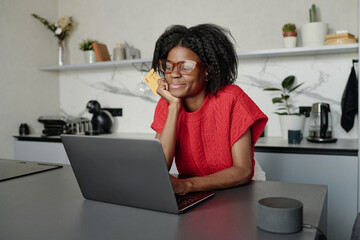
160,60,196,74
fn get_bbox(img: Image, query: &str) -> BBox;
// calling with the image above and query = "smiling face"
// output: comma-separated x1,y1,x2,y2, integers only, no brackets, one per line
165,46,208,103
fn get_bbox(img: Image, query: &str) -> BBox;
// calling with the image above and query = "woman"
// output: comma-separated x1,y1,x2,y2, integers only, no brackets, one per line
151,24,267,195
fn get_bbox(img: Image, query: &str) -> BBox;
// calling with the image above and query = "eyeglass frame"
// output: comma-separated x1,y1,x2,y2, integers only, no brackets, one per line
158,59,203,75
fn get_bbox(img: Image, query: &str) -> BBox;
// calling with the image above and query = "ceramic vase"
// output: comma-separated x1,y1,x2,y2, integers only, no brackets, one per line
279,115,305,140
84,50,97,64
301,22,328,47
58,40,64,66
283,37,297,48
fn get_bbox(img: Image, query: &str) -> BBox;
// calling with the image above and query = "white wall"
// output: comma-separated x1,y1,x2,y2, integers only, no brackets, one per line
59,0,358,61
0,0,60,159
58,0,358,139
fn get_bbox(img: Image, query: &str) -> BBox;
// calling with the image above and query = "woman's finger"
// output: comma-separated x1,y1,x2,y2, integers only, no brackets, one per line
157,78,168,91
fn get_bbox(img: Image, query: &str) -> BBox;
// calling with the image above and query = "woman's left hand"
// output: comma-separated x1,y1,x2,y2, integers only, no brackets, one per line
169,175,191,195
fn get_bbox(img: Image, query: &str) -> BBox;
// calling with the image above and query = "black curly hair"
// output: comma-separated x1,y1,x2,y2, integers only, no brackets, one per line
152,23,238,95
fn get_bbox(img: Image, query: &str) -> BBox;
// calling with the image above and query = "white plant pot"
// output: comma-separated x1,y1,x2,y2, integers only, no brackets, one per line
279,115,305,140
283,36,297,48
301,22,328,47
84,50,97,64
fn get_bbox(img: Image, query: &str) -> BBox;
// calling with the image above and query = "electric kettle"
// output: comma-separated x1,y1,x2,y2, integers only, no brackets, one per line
307,103,337,143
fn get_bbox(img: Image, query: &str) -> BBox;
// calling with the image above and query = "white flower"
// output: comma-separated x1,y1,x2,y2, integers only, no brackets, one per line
55,27,62,35
56,16,71,29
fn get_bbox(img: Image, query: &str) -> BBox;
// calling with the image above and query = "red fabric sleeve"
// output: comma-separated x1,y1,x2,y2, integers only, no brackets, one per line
151,98,168,134
229,90,267,148
229,89,267,179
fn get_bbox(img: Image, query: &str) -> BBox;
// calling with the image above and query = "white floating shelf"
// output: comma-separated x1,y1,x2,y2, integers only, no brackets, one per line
39,44,358,72
38,58,153,71
237,43,358,59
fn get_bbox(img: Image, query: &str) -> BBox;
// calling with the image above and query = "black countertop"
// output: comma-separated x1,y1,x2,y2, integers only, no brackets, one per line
14,134,358,156
0,159,62,181
15,135,62,142
255,137,358,156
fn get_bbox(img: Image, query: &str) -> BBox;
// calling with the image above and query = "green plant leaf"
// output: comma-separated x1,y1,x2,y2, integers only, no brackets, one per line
282,75,295,89
282,23,296,33
272,97,283,103
312,4,317,22
79,39,98,51
289,82,304,93
263,74,304,116
281,94,289,100
264,88,281,91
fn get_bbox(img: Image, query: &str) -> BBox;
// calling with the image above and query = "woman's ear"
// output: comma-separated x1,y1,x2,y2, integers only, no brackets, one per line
205,72,210,81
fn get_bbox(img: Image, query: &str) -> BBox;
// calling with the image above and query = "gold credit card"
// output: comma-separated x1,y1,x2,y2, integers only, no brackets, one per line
144,69,160,95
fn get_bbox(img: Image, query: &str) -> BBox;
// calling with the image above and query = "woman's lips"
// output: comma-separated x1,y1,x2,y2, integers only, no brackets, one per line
170,83,185,89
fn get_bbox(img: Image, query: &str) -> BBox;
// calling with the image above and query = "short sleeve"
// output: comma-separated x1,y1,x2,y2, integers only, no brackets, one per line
229,89,268,147
151,98,169,133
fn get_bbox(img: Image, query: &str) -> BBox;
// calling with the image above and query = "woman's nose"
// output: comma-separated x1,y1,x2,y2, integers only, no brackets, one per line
170,66,182,78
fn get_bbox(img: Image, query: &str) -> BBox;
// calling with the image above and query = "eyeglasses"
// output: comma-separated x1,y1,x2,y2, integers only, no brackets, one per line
159,59,202,75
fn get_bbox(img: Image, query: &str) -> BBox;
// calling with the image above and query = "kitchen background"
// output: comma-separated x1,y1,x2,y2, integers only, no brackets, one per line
0,0,358,159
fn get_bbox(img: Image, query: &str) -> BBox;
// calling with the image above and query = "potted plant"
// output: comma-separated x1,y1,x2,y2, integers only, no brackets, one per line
79,39,98,64
264,75,305,139
282,23,297,48
301,4,328,46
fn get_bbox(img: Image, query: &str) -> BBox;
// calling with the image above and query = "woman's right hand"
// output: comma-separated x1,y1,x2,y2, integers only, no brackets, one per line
157,78,181,105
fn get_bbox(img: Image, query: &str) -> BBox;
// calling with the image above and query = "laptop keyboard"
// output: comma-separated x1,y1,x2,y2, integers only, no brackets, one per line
176,193,202,210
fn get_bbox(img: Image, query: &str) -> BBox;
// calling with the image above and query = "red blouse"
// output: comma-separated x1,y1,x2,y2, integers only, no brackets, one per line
151,84,267,177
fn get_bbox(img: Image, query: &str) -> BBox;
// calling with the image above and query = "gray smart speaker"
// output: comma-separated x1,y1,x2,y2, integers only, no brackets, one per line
257,197,303,234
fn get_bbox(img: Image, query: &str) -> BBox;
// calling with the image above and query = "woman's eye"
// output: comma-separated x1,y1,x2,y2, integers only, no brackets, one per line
181,63,193,70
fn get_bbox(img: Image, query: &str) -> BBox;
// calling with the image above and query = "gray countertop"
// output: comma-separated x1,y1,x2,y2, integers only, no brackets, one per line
0,163,327,240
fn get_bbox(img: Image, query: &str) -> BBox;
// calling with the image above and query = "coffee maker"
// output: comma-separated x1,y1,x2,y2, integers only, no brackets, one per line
307,103,337,143
86,100,113,135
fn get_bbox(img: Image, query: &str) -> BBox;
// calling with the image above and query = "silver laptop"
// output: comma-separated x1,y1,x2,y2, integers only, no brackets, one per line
61,134,214,214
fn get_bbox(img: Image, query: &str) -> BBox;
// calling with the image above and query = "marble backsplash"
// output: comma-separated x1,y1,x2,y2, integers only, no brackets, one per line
60,52,358,139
